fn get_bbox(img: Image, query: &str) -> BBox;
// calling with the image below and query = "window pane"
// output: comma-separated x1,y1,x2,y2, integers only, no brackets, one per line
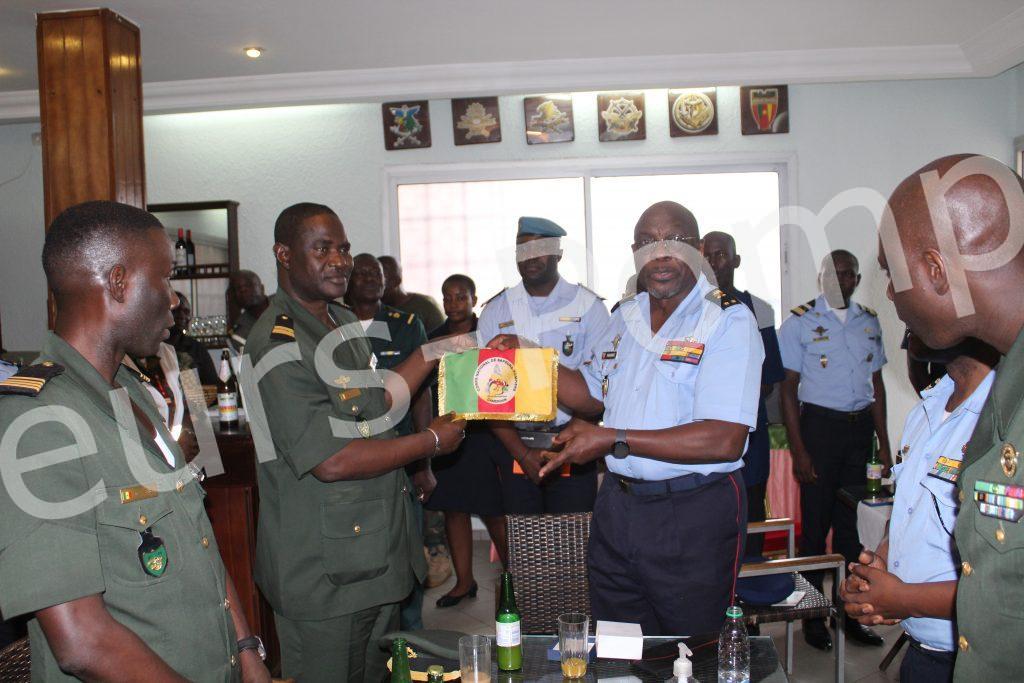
397,178,586,307
590,172,782,318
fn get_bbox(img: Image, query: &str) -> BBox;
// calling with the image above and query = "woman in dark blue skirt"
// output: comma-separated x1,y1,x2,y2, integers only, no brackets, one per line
425,274,510,607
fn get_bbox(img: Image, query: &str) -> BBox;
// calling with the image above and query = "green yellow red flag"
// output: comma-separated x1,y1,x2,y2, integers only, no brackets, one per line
438,348,558,421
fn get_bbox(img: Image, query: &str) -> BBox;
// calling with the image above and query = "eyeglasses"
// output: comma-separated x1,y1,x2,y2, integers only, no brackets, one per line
632,235,700,249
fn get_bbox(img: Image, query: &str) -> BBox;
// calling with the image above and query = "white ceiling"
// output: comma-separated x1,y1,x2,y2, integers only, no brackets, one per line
2,0,1024,120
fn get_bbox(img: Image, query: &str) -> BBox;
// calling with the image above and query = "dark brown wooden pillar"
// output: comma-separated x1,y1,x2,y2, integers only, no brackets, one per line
36,8,146,325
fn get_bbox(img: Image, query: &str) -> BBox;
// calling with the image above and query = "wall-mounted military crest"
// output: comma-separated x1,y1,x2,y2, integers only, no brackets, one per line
740,85,789,135
598,92,645,142
668,88,718,137
524,94,574,145
452,96,502,145
382,100,431,150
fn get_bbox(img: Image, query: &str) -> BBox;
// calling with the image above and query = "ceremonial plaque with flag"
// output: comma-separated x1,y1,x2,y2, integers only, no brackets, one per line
438,348,558,421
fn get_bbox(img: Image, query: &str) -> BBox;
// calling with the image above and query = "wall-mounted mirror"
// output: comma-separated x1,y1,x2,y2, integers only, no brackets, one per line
149,200,239,347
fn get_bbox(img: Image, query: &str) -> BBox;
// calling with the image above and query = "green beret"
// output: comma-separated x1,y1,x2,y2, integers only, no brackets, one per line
517,216,567,238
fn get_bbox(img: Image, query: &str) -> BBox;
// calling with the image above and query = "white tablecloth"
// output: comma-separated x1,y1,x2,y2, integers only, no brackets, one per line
856,500,893,552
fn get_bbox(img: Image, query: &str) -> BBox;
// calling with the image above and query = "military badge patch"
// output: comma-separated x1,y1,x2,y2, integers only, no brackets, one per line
598,93,645,141
138,528,168,578
927,456,962,485
524,94,574,144
562,335,574,356
668,88,718,137
382,100,431,150
661,339,704,365
974,480,1024,522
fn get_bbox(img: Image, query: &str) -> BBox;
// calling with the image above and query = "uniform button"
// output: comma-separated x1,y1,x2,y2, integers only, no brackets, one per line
138,515,148,526
175,480,184,493
201,536,210,548
401,486,408,494
907,507,913,514
962,561,972,576
230,655,237,667
223,598,231,610
353,524,361,535
958,635,969,652
996,527,1006,544
893,560,900,568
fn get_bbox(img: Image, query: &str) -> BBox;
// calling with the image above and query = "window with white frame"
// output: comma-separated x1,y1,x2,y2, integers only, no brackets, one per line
391,160,786,324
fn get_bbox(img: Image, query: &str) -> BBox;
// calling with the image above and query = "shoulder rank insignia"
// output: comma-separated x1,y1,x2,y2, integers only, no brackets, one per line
577,283,606,301
270,314,296,341
706,288,740,310
406,313,416,325
0,362,65,396
122,364,151,384
388,310,402,320
861,305,878,317
790,299,815,317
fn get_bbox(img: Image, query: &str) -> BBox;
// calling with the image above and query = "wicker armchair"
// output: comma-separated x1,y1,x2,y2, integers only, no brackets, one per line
741,518,846,683
505,513,592,634
0,636,30,682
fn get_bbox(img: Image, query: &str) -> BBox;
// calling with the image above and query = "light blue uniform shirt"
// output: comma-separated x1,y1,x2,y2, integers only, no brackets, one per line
581,274,764,480
0,360,15,382
888,370,993,652
778,295,886,411
478,276,609,427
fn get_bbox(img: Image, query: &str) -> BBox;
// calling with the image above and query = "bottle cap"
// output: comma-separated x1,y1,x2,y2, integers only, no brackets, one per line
673,642,693,677
726,605,743,619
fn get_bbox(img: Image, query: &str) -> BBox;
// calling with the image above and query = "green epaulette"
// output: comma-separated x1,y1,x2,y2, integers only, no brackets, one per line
0,362,65,396
790,299,815,317
706,288,741,310
270,314,296,342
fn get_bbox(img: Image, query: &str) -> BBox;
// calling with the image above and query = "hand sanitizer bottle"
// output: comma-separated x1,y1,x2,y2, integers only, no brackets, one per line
666,642,699,683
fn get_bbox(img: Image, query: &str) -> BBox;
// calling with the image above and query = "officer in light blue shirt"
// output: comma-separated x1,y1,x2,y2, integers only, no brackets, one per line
841,336,998,682
777,249,893,650
478,216,609,513
0,359,16,382
491,201,764,636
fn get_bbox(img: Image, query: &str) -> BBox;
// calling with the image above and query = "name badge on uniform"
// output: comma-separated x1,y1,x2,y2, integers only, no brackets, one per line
120,484,158,504
661,339,704,365
927,456,961,485
974,480,1024,522
559,316,582,323
601,351,617,360
379,350,401,357
498,320,515,330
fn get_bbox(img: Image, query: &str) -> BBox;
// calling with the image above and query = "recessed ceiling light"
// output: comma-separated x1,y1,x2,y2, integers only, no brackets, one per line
244,47,263,59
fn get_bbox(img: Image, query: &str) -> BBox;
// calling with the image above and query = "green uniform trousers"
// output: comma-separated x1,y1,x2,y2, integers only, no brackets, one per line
275,603,398,683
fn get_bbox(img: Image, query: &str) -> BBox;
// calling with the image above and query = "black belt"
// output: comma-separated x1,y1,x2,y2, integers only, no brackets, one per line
802,402,872,422
612,471,728,496
907,638,954,659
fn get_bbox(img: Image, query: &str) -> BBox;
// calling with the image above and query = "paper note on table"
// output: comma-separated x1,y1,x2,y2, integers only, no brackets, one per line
772,590,805,607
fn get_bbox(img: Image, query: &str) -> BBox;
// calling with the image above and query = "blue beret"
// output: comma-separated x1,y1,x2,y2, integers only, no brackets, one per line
517,216,567,238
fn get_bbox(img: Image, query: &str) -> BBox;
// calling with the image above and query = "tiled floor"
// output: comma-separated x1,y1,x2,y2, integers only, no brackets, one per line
422,539,905,682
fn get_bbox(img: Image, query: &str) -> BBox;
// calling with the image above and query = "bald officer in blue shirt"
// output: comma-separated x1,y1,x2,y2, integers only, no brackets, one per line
478,216,609,513
778,249,893,649
492,201,764,635
841,336,997,682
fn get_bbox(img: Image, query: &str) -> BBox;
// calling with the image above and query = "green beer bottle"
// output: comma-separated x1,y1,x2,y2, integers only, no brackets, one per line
496,571,523,671
866,434,882,496
390,637,413,683
426,665,445,683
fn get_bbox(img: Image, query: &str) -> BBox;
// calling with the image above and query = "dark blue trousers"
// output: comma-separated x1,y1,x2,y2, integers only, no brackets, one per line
900,640,954,683
588,470,747,636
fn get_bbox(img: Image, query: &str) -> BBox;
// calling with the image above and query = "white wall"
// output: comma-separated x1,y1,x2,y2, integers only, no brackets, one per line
1,71,1020,437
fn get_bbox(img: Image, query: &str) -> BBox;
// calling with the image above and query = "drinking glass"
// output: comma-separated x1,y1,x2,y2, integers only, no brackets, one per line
558,612,589,678
459,634,491,683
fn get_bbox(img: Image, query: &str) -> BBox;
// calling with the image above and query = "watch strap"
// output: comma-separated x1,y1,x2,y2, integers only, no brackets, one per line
237,635,264,659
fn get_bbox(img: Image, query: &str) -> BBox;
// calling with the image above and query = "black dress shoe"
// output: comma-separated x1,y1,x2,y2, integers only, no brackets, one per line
435,582,478,608
845,619,884,647
803,618,833,651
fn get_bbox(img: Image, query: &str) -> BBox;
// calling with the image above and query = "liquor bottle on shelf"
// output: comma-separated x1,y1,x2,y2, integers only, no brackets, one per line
496,571,523,671
185,229,196,274
174,228,187,276
216,350,239,430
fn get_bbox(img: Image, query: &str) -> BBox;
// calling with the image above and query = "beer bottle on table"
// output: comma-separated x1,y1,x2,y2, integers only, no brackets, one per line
866,434,883,496
426,665,445,683
216,350,239,430
174,228,187,275
390,638,413,683
496,571,523,671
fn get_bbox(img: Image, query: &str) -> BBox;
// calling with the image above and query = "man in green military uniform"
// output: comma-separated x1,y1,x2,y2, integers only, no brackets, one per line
346,252,435,629
0,201,269,682
243,203,466,683
875,154,1024,679
227,270,270,352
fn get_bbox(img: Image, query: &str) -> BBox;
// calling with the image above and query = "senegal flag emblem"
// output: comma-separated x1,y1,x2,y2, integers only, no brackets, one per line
439,348,558,421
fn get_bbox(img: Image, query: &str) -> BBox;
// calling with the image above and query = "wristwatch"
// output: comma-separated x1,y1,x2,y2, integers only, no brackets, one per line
237,635,266,661
612,429,629,458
